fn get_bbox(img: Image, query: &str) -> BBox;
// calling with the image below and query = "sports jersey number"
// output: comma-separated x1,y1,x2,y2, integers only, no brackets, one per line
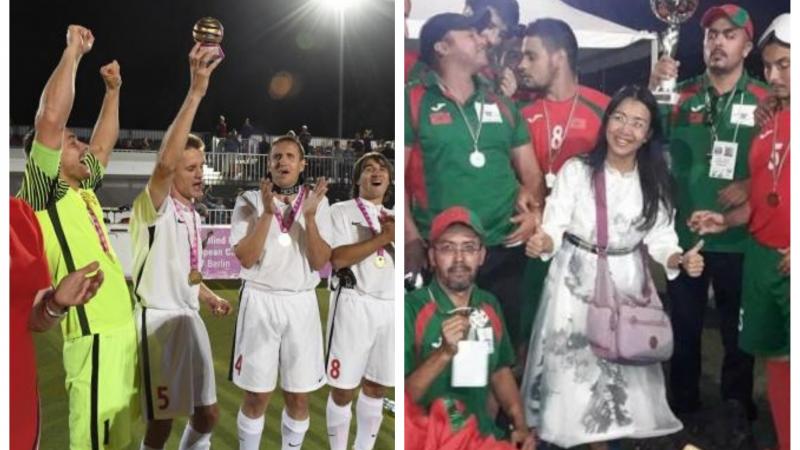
157,386,169,410
330,359,341,379
235,355,243,376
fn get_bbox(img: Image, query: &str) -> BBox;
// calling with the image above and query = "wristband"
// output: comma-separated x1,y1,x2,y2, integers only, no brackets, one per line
44,291,68,318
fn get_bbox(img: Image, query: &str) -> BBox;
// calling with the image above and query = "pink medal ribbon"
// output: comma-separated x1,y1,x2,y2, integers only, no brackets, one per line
355,198,386,268
80,191,112,257
273,187,307,246
173,197,202,285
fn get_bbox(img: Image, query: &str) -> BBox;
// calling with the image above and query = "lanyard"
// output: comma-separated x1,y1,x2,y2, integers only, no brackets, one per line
705,89,743,143
173,196,200,271
437,77,485,153
273,186,307,233
355,197,385,258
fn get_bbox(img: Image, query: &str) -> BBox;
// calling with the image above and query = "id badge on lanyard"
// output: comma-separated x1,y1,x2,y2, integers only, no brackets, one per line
451,341,489,387
707,92,744,180
709,140,738,180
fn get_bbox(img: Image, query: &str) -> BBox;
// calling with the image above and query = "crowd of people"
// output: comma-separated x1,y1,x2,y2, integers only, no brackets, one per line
10,25,396,450
404,1,789,449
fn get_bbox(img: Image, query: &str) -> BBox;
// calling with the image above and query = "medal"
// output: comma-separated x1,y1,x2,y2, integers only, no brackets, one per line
469,308,489,329
767,192,780,207
545,172,556,189
189,269,203,285
375,255,386,268
469,150,486,168
274,187,307,247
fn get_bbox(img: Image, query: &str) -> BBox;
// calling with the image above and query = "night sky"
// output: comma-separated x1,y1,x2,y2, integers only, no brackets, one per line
9,1,789,140
10,0,395,139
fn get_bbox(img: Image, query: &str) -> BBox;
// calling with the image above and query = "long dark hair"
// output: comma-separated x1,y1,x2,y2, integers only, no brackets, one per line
587,85,674,231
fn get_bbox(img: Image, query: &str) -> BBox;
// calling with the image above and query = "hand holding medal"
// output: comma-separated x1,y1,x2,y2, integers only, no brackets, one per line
355,198,391,268
208,296,232,316
378,214,395,244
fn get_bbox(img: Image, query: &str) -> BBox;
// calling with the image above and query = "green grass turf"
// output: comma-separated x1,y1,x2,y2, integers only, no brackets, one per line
33,281,395,449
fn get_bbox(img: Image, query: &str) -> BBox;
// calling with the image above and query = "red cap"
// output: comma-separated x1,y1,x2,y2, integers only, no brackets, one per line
701,4,753,40
429,206,486,242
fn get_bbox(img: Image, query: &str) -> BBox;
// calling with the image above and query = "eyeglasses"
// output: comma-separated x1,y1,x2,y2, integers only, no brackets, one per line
608,112,649,132
433,243,482,256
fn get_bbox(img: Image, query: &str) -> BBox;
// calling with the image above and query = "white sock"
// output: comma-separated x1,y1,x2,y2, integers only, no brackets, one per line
178,422,212,450
281,408,310,450
237,408,265,450
140,444,162,450
326,394,353,450
354,394,384,450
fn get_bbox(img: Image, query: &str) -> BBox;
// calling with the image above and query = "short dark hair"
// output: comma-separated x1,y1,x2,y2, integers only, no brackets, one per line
524,18,578,74
466,0,519,30
271,135,305,158
351,152,394,205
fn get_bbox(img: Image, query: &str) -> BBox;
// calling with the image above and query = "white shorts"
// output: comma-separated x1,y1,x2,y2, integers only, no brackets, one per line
136,306,216,420
325,289,395,389
230,284,326,393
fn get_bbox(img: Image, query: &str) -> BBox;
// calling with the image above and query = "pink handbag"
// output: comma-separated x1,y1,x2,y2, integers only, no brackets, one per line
585,169,674,365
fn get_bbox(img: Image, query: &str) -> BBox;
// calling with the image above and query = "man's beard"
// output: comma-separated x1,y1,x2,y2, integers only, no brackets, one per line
706,50,738,74
442,263,476,293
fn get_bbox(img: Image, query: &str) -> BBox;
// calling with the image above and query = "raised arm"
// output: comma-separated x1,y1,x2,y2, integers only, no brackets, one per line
406,314,469,402
34,25,94,150
233,182,275,269
148,43,223,210
302,178,333,271
89,61,122,167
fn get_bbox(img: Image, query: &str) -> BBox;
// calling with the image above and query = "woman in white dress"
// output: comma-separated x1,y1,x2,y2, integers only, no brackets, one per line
521,85,705,449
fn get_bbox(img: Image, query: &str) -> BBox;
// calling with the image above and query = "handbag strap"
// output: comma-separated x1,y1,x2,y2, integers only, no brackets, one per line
595,166,655,304
593,168,608,254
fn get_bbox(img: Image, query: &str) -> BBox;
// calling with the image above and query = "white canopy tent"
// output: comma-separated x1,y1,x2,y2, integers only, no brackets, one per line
407,0,658,74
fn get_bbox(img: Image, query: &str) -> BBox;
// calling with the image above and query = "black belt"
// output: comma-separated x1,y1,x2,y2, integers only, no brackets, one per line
564,233,638,256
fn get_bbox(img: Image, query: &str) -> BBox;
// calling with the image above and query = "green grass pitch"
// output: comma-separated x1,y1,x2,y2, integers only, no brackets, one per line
33,281,395,449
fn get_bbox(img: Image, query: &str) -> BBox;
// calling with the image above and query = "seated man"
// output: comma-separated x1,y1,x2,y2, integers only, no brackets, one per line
405,206,534,449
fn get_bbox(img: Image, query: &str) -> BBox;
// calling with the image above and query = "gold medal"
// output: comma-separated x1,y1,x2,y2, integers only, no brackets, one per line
375,255,386,268
189,269,203,285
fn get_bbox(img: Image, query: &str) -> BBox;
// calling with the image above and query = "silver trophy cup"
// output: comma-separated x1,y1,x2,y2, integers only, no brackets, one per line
650,0,699,104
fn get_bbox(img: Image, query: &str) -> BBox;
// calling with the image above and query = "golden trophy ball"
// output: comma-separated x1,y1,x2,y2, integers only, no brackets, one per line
193,17,224,45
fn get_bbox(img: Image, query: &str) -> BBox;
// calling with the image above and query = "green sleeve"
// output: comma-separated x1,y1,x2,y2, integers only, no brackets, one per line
404,87,415,146
17,140,62,211
404,297,417,377
508,100,531,149
492,298,516,369
132,187,159,226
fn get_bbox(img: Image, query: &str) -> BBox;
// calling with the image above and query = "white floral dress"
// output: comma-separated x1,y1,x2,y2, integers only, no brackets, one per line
520,159,683,447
